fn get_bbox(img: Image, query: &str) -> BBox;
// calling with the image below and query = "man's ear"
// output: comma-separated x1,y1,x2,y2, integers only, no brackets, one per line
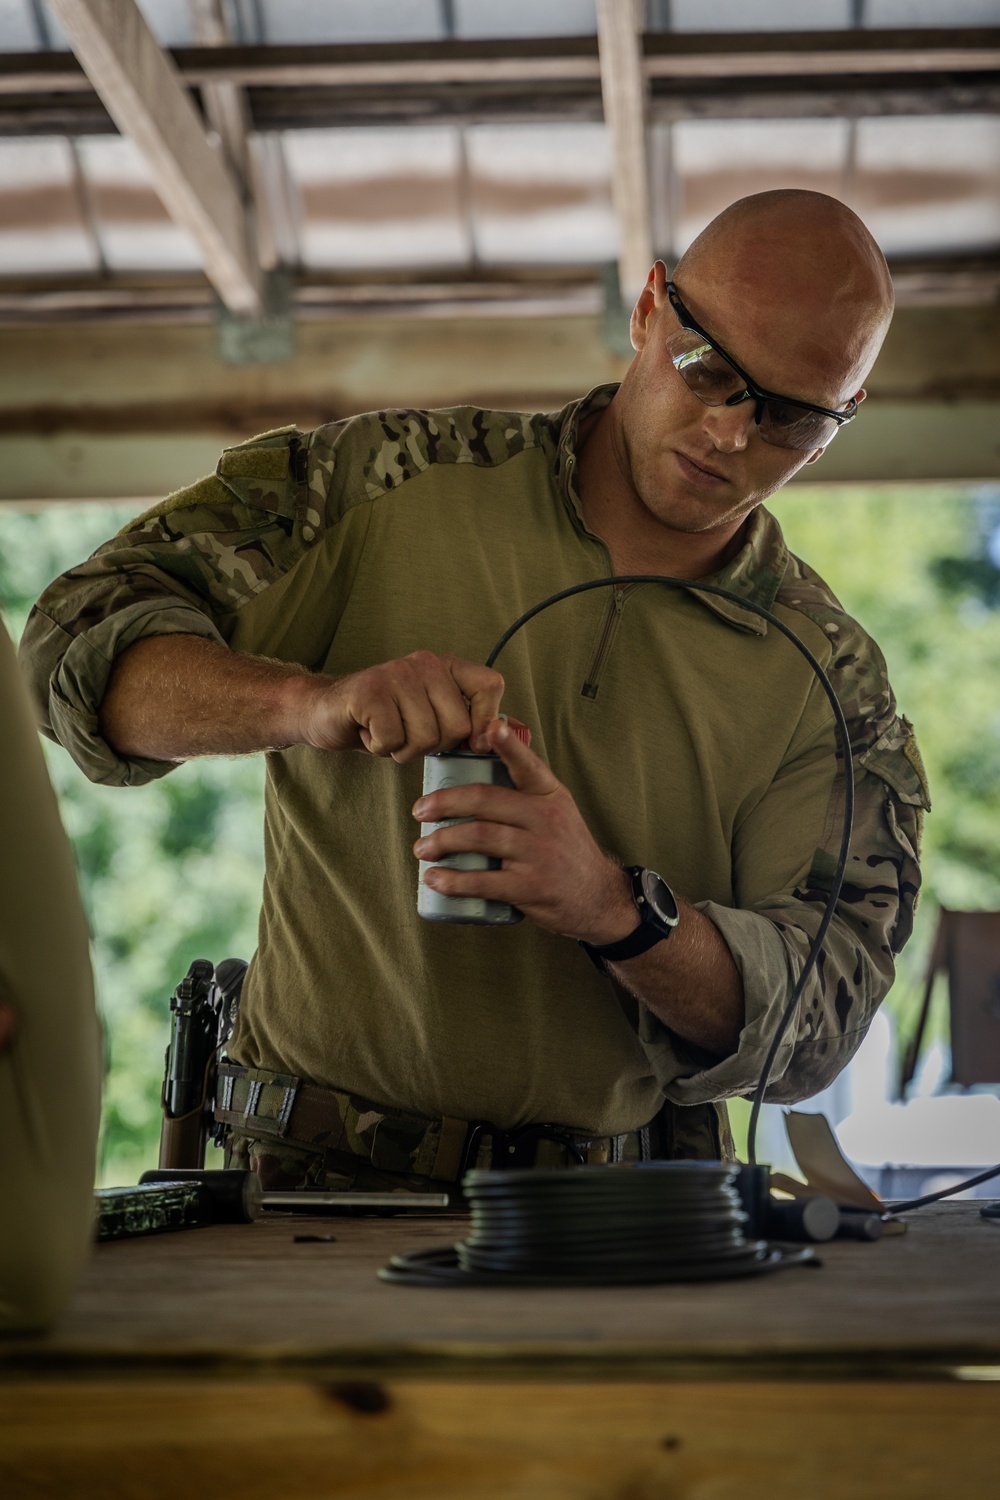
629,260,669,353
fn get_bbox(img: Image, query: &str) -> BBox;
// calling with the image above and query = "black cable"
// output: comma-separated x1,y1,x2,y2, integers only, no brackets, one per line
486,574,855,1167
888,1161,1000,1213
379,1162,814,1286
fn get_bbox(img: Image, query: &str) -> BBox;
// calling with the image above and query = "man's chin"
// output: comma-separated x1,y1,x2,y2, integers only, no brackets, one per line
640,482,749,537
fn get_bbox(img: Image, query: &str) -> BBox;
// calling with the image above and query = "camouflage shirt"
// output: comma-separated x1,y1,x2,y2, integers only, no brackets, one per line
20,386,929,1134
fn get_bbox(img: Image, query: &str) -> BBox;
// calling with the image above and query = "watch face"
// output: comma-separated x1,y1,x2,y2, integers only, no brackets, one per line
639,869,679,927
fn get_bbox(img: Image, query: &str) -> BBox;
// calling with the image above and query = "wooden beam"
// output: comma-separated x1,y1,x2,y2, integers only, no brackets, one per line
2,1378,999,1500
0,302,997,502
44,0,261,316
1,29,996,95
1,34,997,136
4,80,998,139
0,256,996,327
642,28,1000,78
597,0,651,304
186,0,299,273
187,0,251,187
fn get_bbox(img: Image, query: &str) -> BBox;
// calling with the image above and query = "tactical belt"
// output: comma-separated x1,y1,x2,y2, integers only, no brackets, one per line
215,1062,654,1183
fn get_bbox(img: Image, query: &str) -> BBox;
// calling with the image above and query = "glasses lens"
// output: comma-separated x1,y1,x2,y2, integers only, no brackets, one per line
757,401,840,452
667,324,847,451
666,330,746,406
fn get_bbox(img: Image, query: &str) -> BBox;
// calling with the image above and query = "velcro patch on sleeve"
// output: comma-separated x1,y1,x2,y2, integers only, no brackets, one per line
218,446,290,481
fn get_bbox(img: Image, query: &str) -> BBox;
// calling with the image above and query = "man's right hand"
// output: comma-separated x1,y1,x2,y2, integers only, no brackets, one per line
297,651,505,764
100,636,504,765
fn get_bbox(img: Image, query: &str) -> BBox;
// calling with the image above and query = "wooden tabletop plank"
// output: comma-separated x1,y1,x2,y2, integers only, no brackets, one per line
3,1202,998,1379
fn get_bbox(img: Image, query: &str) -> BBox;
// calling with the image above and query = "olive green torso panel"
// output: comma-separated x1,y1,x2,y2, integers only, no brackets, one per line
18,391,928,1138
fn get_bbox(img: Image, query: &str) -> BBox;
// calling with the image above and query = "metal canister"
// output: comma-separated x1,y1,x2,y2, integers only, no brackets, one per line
418,740,526,926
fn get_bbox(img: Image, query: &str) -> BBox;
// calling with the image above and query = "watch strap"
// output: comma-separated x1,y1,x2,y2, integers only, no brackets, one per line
579,867,678,970
580,919,671,969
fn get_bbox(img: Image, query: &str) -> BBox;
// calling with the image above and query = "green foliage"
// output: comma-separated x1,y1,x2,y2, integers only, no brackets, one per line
773,481,1000,1046
2,483,999,1184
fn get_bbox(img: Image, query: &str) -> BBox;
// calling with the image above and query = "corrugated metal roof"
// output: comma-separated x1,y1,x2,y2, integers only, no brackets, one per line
0,1,996,287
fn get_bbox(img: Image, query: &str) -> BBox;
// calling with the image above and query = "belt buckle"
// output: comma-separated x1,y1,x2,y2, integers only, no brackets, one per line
497,1124,588,1170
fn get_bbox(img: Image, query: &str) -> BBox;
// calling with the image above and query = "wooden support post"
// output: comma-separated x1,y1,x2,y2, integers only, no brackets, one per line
597,0,653,305
46,0,261,315
186,0,300,272
187,0,252,187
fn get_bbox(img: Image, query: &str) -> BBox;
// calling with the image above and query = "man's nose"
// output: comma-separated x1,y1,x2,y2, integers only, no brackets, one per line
701,397,754,454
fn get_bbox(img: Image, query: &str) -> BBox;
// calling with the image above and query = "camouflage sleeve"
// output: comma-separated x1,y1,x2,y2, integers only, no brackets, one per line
18,425,315,787
636,614,930,1107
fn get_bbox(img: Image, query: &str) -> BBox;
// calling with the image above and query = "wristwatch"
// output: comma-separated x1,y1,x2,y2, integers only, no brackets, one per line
580,867,680,971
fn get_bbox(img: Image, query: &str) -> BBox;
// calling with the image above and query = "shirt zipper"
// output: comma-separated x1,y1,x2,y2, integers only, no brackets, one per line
581,586,632,699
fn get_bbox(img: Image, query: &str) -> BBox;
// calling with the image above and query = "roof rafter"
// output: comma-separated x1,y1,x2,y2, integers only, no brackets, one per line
597,0,652,304
45,0,261,315
1,31,997,136
3,28,997,95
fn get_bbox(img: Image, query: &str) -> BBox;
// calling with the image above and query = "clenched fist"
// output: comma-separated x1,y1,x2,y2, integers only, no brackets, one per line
298,651,505,764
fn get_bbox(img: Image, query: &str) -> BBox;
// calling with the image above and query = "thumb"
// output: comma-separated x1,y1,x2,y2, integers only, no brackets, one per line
483,718,559,794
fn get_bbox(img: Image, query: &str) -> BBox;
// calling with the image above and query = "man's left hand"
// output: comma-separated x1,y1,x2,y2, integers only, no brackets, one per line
412,719,637,944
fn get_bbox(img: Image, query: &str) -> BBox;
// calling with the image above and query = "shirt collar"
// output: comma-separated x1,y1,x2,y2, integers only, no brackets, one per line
553,385,789,638
697,507,789,637
553,382,618,529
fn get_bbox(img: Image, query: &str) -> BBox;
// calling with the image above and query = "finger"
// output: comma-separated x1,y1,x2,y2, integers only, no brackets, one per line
361,670,452,762
413,782,524,827
484,719,561,794
344,658,455,759
359,695,407,757
392,689,451,765
417,662,474,748
421,864,523,903
445,658,505,745
415,819,520,863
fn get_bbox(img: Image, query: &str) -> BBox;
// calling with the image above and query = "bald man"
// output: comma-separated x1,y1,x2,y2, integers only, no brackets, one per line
20,190,928,1191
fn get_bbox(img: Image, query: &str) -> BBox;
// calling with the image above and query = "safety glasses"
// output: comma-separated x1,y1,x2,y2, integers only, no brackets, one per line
665,282,858,451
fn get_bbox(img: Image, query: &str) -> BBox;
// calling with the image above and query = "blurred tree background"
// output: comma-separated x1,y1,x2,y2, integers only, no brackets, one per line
2,482,999,1185
1,504,267,1186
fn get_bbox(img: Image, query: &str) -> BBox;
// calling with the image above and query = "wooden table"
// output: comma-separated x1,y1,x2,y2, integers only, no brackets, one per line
2,1202,998,1498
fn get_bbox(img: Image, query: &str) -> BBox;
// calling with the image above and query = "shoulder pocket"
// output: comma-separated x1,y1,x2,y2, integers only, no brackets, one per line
216,426,304,521
856,716,928,950
858,715,930,810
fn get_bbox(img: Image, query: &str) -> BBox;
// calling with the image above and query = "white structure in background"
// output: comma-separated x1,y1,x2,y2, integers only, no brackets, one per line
755,1009,1000,1193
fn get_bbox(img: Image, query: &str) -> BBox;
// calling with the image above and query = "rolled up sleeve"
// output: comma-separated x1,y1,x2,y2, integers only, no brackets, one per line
637,715,929,1106
26,597,225,787
19,434,311,787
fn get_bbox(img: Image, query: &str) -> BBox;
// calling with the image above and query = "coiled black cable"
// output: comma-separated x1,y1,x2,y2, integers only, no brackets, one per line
460,1163,753,1280
379,1162,812,1286
485,574,855,1167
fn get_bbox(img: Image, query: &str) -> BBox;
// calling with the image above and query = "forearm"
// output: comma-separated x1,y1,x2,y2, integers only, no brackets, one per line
605,895,745,1059
99,635,506,766
99,635,314,760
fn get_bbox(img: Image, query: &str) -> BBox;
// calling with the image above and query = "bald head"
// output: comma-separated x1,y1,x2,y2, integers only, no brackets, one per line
671,190,894,406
